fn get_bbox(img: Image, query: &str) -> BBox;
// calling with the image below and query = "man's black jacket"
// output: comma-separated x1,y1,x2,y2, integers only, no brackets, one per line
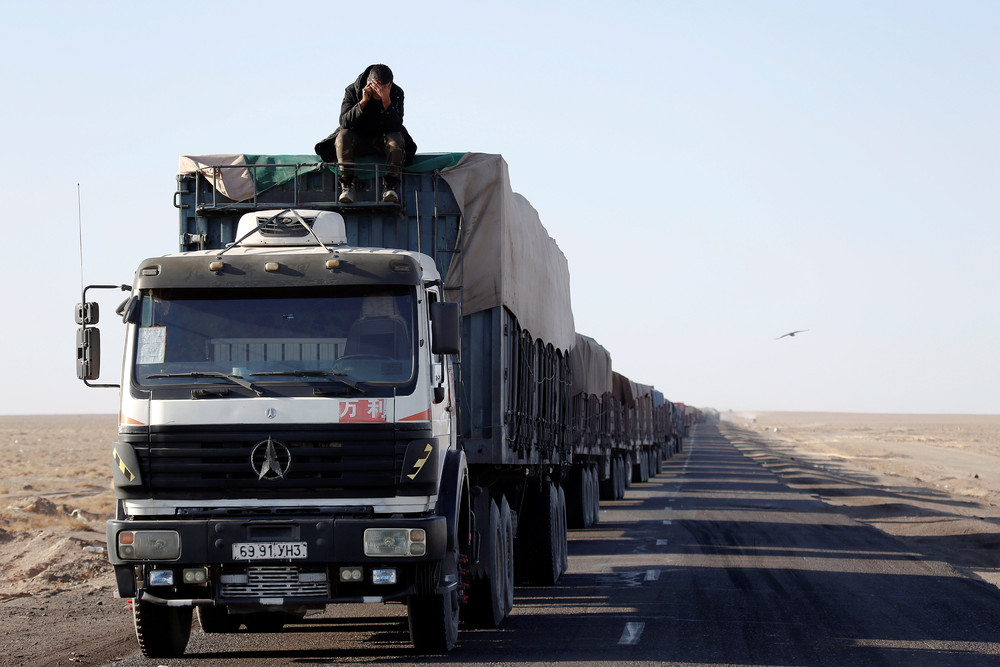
316,65,416,164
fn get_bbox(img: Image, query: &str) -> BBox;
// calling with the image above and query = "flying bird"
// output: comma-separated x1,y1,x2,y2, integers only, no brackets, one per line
776,329,809,340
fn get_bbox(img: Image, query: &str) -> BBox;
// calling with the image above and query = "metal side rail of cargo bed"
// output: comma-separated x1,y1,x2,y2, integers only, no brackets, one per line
175,160,404,215
174,162,465,279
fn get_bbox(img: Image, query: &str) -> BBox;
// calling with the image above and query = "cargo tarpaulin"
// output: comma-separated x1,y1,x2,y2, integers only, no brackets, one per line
570,334,613,398
440,153,575,352
632,381,654,400
613,372,635,408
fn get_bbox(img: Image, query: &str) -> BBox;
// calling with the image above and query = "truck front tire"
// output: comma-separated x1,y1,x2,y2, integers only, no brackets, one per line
134,599,192,658
407,548,461,653
408,453,467,652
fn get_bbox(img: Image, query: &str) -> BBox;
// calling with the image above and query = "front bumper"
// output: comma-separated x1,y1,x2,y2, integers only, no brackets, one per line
107,515,447,605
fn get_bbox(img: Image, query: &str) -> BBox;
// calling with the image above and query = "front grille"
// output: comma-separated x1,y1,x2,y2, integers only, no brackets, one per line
124,424,427,499
220,566,328,599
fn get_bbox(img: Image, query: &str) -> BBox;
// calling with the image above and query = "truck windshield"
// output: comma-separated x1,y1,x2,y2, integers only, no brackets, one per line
133,286,417,394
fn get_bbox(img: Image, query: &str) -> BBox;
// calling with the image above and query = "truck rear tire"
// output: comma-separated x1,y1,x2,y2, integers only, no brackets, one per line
583,466,600,528
243,611,290,632
499,497,515,614
588,466,600,525
566,466,589,528
407,549,461,653
557,483,569,575
518,479,566,585
633,450,649,483
600,464,615,501
197,605,241,633
464,499,508,628
609,457,620,500
133,599,192,658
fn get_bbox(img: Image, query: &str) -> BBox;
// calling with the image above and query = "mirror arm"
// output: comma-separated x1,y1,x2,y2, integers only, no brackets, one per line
76,284,130,389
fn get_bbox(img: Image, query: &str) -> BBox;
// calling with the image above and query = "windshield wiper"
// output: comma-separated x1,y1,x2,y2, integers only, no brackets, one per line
146,372,265,397
250,370,367,395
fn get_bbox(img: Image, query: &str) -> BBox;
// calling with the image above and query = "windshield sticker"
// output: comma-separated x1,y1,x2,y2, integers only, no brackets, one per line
137,327,167,364
339,399,387,423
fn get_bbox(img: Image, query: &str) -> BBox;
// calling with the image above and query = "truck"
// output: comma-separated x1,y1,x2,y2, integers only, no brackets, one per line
75,151,690,657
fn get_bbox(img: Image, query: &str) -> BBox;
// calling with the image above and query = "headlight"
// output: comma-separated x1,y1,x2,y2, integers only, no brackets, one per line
363,528,426,557
183,567,209,584
372,568,398,585
118,530,181,560
148,569,174,586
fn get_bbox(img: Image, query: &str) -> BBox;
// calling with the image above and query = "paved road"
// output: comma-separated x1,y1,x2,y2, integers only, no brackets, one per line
107,423,1000,666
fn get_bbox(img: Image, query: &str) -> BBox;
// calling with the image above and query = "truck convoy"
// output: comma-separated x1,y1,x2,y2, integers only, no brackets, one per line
75,151,706,658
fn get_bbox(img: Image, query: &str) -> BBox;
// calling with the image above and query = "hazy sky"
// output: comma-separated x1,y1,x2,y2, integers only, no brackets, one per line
2,1,996,415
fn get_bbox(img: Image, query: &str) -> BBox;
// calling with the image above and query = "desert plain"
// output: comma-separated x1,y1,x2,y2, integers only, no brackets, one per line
1,412,1000,665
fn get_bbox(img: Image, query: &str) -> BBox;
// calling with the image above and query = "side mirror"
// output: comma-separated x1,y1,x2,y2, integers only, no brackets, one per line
75,302,99,325
430,301,460,356
117,296,140,323
75,284,129,389
76,327,101,381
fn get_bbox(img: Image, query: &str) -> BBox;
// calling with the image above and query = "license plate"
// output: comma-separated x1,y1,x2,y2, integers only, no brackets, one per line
232,541,308,560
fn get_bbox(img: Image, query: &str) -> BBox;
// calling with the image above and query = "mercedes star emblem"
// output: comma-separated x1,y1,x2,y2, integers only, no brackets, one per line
250,437,291,480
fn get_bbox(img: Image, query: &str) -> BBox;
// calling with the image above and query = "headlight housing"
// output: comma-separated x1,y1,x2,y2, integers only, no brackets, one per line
117,530,181,560
363,528,426,557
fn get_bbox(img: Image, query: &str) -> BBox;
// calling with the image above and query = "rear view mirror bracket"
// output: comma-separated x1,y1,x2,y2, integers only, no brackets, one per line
75,284,131,388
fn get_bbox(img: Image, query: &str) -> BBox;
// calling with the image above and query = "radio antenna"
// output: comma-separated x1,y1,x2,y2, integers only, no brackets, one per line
77,183,85,294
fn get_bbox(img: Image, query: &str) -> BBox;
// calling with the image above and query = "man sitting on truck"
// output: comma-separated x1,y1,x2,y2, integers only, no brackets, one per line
315,64,416,205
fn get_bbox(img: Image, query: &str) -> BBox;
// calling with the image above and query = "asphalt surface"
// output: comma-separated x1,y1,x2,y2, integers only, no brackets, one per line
106,423,1000,666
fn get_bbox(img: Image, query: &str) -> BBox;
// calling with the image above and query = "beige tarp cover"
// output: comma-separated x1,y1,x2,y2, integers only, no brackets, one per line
570,334,613,397
440,153,575,352
178,155,256,201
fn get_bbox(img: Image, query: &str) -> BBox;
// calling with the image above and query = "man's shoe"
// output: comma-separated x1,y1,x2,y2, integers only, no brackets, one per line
382,188,399,204
338,185,355,204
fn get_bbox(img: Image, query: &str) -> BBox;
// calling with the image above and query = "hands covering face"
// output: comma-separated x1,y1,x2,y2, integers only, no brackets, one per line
363,78,392,108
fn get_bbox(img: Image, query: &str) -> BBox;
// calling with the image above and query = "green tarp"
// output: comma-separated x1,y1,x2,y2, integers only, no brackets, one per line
179,153,466,201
